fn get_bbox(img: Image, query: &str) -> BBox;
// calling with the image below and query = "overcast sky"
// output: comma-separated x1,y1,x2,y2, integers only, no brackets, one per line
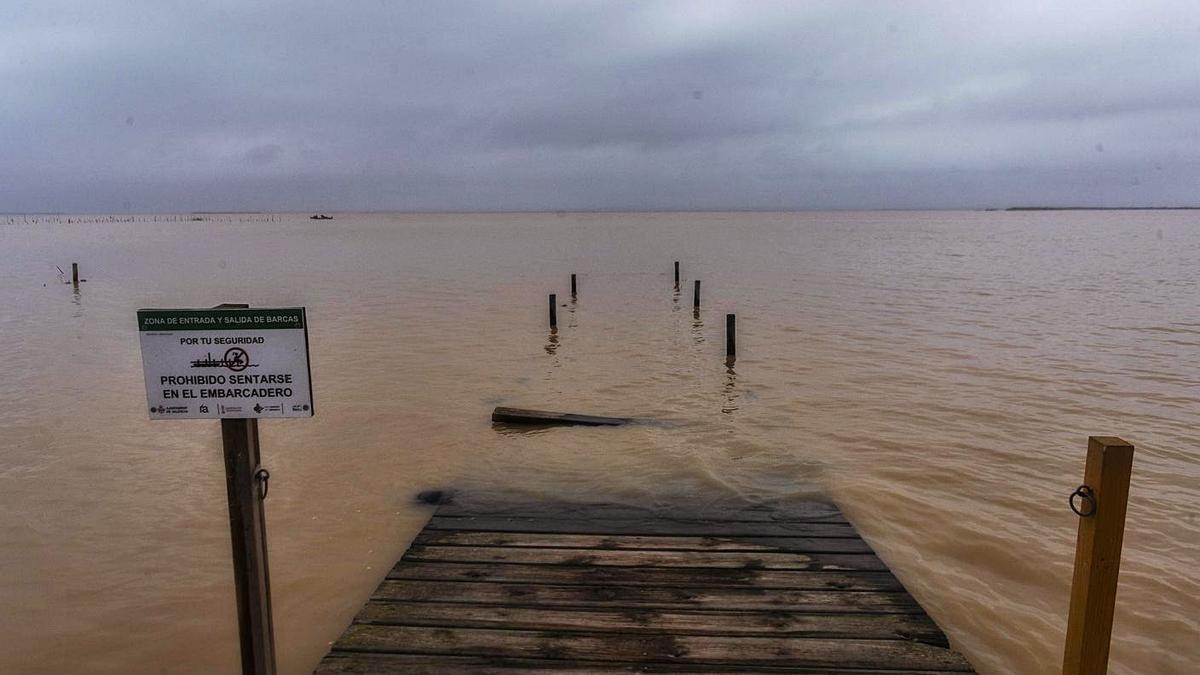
3,1,1199,212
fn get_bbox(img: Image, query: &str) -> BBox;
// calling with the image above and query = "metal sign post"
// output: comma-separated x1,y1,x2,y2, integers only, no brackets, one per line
137,303,314,675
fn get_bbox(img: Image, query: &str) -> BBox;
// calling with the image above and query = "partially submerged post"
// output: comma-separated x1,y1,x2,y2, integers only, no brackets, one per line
726,313,736,359
213,303,277,675
222,415,276,675
137,304,314,675
674,261,680,289
72,262,79,287
1062,436,1135,675
570,274,577,298
693,280,701,309
548,294,557,329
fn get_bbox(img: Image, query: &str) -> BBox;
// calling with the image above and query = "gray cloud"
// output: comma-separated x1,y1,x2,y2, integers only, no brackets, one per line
2,0,1198,212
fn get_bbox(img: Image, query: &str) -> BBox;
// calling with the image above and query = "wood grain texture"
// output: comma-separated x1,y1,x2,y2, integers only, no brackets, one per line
316,652,966,674
1062,437,1135,675
317,500,975,672
371,580,923,613
426,515,855,537
402,544,887,571
331,625,973,671
413,530,873,553
353,601,949,644
386,562,905,591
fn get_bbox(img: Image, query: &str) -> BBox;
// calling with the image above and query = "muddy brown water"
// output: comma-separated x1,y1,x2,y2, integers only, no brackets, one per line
1,211,1197,673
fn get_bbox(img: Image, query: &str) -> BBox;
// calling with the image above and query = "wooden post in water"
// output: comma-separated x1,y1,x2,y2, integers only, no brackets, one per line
570,274,577,298
213,302,276,675
726,314,736,359
549,294,557,329
674,261,680,289
72,262,79,287
693,280,701,309
1062,436,1134,675
222,417,277,675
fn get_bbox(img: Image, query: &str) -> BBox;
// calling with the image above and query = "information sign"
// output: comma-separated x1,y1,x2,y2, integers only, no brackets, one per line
137,307,313,419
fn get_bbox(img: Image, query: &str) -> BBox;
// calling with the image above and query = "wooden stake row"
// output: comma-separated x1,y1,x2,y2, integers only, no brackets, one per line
535,272,1134,675
545,263,735,360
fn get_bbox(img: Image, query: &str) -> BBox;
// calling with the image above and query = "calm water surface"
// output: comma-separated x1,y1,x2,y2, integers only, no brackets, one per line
0,211,1197,674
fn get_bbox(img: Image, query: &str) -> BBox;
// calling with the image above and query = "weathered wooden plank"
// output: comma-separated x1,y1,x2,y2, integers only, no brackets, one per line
434,501,848,524
330,625,975,671
413,530,874,554
387,561,905,591
425,516,858,538
371,580,921,613
317,497,975,672
317,652,966,674
403,545,886,571
491,407,631,426
352,601,948,644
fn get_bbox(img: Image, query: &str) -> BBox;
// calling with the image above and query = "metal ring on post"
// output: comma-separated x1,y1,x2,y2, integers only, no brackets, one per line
255,467,271,501
1069,485,1096,517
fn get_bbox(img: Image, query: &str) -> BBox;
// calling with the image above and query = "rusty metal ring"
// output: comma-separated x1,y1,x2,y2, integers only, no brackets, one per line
254,468,271,501
1069,485,1096,517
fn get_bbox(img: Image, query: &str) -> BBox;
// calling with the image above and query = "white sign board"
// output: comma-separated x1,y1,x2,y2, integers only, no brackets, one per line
138,307,314,419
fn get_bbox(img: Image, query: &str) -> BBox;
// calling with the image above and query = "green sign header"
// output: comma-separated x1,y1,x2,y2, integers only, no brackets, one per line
137,308,306,332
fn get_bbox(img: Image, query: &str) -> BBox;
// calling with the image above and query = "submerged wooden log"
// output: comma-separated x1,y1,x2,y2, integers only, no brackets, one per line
491,406,631,426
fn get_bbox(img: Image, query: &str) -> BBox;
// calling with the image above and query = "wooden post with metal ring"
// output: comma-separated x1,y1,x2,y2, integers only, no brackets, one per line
216,303,277,675
1062,436,1134,675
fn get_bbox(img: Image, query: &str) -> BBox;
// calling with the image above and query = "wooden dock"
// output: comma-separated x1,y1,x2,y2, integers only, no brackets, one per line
316,499,975,673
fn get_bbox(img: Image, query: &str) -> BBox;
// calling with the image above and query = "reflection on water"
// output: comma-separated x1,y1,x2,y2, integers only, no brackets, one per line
722,358,738,414
0,211,1197,675
490,422,557,437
